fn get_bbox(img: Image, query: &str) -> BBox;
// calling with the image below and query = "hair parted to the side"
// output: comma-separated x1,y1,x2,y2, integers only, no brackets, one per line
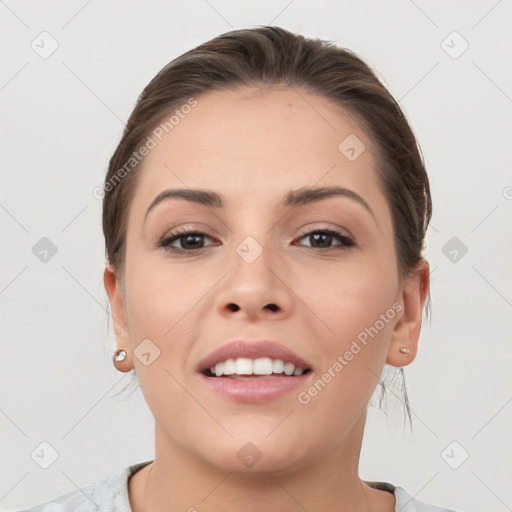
103,26,432,428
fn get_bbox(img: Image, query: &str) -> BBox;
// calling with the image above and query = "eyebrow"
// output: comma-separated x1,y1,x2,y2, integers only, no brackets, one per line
144,185,375,223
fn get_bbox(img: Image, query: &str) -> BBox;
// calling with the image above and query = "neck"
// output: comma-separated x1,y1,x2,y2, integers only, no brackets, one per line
132,411,394,512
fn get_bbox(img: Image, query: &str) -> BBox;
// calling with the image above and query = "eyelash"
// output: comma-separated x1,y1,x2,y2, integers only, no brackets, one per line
157,226,355,253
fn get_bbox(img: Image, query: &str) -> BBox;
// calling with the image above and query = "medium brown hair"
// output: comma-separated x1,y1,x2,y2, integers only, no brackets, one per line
103,26,432,426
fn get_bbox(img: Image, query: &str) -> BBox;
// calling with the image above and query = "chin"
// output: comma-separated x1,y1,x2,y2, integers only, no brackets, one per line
196,436,311,475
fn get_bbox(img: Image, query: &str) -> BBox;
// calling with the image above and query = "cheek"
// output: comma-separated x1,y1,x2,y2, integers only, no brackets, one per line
299,254,397,336
294,254,398,409
123,255,199,382
122,260,200,436
124,250,203,335
298,269,397,423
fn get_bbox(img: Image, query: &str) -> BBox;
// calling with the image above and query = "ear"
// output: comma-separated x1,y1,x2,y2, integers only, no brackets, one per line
386,258,430,367
103,264,132,371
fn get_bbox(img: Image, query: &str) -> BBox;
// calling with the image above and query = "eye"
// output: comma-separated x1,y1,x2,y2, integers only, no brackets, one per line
157,226,355,254
158,228,217,252
295,228,355,250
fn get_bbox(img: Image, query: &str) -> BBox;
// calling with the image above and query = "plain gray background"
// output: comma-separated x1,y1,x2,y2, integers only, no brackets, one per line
1,1,511,511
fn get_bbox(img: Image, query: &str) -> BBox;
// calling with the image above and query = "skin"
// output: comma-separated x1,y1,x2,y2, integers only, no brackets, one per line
104,85,429,512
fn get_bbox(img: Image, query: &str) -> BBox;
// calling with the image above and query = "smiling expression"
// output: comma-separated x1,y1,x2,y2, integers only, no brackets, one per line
107,85,410,473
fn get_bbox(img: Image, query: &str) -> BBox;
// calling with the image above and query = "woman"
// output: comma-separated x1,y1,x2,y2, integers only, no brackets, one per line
18,26,461,512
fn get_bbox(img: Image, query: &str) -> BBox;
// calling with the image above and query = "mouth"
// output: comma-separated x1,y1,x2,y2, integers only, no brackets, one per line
201,357,312,379
197,339,313,374
197,341,314,403
199,366,312,403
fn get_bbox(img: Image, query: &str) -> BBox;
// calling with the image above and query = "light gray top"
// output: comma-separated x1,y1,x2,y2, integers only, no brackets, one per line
12,460,461,512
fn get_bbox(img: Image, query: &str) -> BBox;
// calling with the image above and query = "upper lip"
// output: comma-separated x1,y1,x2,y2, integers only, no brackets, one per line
197,340,312,373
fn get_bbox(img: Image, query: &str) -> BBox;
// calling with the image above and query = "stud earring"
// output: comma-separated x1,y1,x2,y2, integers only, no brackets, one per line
399,347,410,354
113,349,129,371
114,349,127,361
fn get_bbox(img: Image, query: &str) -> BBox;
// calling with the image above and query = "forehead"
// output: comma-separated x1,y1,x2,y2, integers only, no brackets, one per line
128,86,386,220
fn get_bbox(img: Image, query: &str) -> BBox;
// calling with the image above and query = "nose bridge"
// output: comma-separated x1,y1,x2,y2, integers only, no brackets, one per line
228,203,278,278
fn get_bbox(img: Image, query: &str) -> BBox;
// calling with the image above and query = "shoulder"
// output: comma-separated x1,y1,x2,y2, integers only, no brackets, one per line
394,486,463,512
11,461,153,512
364,480,463,512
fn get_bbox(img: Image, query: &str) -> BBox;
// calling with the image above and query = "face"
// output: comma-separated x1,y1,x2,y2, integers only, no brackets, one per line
106,86,419,475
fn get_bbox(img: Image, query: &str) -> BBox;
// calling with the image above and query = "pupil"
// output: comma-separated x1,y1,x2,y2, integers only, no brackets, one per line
312,233,331,248
183,234,202,249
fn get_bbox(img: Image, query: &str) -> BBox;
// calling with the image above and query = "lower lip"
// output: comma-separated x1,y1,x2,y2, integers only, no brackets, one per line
199,372,312,403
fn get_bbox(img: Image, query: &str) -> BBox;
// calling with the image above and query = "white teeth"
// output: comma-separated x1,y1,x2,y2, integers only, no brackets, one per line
235,357,253,375
283,362,295,376
272,359,284,373
253,357,273,375
209,357,307,377
223,358,235,375
214,362,224,377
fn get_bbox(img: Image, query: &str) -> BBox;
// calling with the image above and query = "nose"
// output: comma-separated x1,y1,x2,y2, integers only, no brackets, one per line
226,301,279,313
214,239,295,322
